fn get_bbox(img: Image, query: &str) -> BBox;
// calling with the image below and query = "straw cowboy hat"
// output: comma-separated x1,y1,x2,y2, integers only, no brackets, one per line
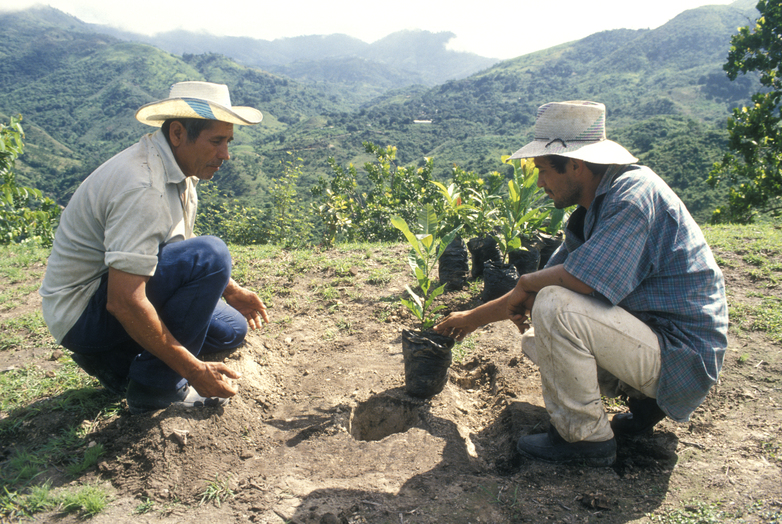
509,101,637,164
135,81,263,127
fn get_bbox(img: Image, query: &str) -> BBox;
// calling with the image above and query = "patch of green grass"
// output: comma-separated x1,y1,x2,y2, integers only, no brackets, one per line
0,282,43,311
729,297,782,343
0,311,58,351
702,224,782,257
743,253,766,267
452,337,477,364
227,244,282,284
711,254,735,269
1,481,111,520
0,482,56,520
0,359,98,416
648,501,729,523
375,304,394,323
760,440,781,464
64,443,105,476
366,267,393,285
0,376,120,521
318,285,340,302
335,317,354,334
2,449,45,485
199,476,235,508
58,484,110,518
0,244,50,284
134,497,155,515
0,361,121,519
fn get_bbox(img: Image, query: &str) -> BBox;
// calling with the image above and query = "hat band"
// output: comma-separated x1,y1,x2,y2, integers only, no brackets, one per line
186,100,217,120
540,137,599,149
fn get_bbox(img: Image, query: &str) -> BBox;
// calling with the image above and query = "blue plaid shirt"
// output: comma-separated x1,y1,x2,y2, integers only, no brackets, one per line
546,165,728,422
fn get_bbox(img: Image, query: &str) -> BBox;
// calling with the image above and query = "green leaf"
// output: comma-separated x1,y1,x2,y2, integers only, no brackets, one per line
417,205,438,236
400,298,423,320
391,216,424,258
404,285,424,310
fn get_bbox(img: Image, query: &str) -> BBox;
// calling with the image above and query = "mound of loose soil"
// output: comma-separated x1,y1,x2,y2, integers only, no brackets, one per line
2,243,780,523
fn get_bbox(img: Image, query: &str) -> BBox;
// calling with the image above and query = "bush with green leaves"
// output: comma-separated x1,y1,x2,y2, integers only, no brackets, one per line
708,0,782,223
311,142,440,246
0,116,60,246
262,153,312,248
195,153,312,247
195,184,267,244
450,165,504,239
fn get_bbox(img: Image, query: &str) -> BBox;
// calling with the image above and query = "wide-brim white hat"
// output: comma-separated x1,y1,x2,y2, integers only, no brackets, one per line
135,81,263,127
509,101,637,164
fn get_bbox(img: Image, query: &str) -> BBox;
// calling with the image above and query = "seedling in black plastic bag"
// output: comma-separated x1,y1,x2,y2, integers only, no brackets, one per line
391,205,461,330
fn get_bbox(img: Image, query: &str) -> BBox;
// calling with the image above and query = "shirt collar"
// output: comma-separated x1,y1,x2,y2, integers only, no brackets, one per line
593,164,632,200
149,129,188,185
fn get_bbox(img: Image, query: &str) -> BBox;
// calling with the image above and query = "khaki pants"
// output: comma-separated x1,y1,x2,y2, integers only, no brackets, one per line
521,286,661,443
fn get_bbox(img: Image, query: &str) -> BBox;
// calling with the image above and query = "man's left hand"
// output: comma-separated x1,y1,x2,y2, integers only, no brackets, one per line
223,280,269,330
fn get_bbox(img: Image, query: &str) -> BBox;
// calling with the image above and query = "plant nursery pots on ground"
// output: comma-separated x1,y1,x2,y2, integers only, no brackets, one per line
466,235,502,279
438,235,469,290
401,329,455,398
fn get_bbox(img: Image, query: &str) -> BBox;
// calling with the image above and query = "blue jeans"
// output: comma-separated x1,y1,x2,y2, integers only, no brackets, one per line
61,236,248,391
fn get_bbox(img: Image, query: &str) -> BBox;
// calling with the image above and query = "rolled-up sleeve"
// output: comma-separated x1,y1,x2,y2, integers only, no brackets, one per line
104,186,172,276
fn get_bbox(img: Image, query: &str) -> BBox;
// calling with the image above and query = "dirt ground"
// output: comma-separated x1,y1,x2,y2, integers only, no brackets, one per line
1,241,781,523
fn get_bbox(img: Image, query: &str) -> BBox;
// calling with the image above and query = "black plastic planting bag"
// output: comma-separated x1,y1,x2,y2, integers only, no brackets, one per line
536,234,564,269
481,260,520,302
438,236,469,290
466,236,502,279
402,329,455,398
508,247,540,276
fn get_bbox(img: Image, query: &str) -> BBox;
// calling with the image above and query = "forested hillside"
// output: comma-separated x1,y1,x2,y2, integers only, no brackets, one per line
0,0,761,223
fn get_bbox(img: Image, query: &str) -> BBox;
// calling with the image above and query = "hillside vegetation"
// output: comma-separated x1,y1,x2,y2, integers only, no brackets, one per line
0,0,762,224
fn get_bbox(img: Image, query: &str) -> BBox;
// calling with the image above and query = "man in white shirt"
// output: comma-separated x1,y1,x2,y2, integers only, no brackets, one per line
40,82,269,414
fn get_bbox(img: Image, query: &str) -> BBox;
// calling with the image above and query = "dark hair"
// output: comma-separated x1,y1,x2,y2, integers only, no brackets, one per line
161,118,215,145
544,155,609,177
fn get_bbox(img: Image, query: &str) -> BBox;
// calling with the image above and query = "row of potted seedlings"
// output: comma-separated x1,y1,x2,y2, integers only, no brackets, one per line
392,158,568,399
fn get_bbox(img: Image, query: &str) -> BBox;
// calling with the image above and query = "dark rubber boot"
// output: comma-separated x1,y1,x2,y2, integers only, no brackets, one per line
610,397,666,436
517,425,616,467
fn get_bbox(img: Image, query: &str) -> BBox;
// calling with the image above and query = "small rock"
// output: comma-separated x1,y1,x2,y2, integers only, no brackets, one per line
50,349,64,361
171,429,189,445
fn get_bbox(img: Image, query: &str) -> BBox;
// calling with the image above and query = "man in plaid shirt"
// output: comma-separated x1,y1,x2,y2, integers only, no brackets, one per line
435,101,728,466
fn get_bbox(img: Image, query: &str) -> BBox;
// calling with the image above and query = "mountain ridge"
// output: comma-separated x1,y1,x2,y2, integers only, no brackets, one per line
0,0,762,222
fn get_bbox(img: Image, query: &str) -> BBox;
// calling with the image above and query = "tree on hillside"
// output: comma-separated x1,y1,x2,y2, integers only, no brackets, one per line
708,0,782,223
0,116,61,245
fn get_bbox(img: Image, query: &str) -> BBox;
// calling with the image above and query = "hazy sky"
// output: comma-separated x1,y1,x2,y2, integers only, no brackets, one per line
8,0,737,59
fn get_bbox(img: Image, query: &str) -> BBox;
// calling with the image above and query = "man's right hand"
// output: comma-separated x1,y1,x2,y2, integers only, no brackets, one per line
434,311,481,342
107,267,242,398
188,361,242,398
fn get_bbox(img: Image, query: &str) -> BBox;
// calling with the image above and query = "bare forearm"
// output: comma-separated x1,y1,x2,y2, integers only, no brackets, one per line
223,277,240,298
106,268,204,380
108,296,203,380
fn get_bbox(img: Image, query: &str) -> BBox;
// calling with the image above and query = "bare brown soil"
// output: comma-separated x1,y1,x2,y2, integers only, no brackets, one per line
1,242,780,523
